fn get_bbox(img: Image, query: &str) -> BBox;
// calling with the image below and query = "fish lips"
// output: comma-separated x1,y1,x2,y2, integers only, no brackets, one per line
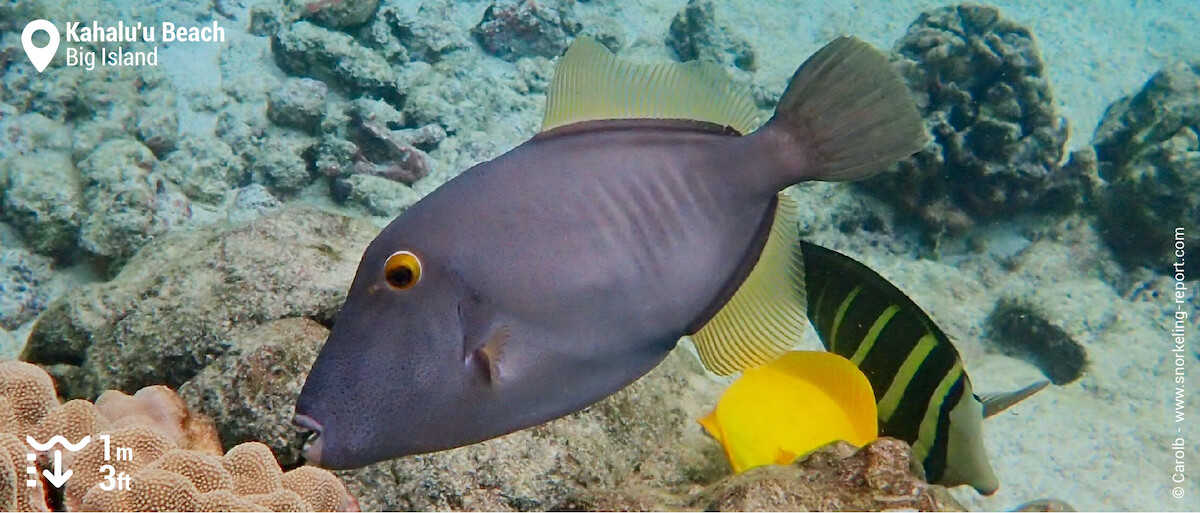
292,413,327,466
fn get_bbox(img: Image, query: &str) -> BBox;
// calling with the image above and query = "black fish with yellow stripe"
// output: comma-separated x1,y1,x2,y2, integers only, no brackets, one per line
799,241,1047,495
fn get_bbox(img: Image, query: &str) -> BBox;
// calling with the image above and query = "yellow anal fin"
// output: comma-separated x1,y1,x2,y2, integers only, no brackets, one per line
690,191,807,375
541,37,761,134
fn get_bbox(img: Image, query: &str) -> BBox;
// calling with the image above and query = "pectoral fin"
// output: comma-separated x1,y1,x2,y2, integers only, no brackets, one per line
472,325,512,384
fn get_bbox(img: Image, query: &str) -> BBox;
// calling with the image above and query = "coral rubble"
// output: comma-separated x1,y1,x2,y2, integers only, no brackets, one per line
20,208,377,399
665,0,757,72
473,0,577,62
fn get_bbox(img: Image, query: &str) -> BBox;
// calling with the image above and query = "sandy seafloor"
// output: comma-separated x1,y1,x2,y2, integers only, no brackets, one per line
2,0,1199,511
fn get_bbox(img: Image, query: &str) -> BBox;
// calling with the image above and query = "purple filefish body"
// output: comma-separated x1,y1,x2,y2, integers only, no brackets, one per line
295,36,928,470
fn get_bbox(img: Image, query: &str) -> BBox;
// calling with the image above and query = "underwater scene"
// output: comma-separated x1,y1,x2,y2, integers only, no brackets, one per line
0,0,1198,511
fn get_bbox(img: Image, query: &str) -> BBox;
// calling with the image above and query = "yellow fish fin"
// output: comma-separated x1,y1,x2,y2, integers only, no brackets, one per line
541,37,761,134
690,191,808,375
773,448,799,466
697,412,722,443
702,351,879,474
768,351,879,447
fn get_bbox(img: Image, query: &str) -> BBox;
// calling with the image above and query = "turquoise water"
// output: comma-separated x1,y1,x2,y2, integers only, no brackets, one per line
0,0,1197,511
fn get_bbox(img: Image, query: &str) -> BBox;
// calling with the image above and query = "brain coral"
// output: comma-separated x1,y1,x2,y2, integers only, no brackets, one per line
0,361,356,511
0,361,57,436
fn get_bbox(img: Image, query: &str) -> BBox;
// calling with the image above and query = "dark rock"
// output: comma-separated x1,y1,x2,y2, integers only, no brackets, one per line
859,5,1076,237
698,439,961,511
303,0,379,29
249,3,284,37
1093,61,1200,275
272,21,407,105
248,135,315,196
0,249,52,331
20,207,378,400
363,3,472,64
77,139,192,272
135,97,180,157
334,348,727,511
268,78,329,133
987,297,1088,385
666,0,757,71
473,0,577,62
0,152,83,259
163,138,246,204
336,174,421,217
559,439,962,511
179,317,327,467
316,99,442,188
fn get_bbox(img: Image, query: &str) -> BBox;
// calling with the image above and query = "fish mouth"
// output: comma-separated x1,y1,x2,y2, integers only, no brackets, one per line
292,414,326,467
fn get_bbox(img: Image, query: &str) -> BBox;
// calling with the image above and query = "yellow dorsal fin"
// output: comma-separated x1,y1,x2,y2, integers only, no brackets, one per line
541,37,761,134
689,191,808,375
768,351,879,442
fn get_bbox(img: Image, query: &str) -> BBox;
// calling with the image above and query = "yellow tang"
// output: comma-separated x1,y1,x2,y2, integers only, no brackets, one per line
698,350,878,473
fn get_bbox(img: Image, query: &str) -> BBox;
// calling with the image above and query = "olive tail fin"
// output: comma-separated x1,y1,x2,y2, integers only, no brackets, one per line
759,36,928,186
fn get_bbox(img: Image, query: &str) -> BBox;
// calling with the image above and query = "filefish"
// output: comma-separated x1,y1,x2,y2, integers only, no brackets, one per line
798,241,1048,495
698,350,878,474
293,36,927,470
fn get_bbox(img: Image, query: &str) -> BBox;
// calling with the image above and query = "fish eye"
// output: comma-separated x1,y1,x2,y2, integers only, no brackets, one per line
384,251,422,290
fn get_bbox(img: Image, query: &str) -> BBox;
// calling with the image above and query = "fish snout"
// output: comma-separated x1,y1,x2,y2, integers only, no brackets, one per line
292,414,326,467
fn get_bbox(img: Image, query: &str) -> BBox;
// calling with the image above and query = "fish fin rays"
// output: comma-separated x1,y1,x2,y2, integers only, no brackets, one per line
690,191,808,375
980,380,1050,418
763,35,928,182
541,37,761,134
473,325,512,384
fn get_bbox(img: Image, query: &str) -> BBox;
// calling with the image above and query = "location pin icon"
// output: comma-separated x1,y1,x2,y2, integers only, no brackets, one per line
21,20,60,73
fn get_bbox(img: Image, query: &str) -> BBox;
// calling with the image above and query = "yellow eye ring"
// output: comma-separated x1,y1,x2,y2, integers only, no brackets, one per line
384,251,422,290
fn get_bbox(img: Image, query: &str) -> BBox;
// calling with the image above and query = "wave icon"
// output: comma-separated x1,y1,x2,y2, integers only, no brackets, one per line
26,435,90,452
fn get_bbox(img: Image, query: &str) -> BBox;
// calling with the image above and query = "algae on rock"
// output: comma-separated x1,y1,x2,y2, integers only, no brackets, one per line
21,207,377,399
860,5,1079,238
1092,61,1200,275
